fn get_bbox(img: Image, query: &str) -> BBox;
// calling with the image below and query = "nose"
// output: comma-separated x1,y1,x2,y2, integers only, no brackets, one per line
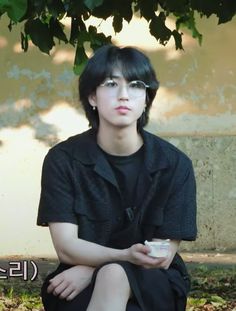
117,83,129,100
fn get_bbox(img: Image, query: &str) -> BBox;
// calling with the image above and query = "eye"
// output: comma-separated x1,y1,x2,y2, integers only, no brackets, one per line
103,79,118,88
129,81,146,89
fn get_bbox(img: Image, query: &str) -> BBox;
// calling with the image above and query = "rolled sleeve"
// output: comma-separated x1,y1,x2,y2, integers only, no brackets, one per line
155,162,197,241
37,147,77,226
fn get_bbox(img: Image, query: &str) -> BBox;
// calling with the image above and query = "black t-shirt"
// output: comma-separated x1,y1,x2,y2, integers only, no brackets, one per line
100,145,144,207
99,145,144,233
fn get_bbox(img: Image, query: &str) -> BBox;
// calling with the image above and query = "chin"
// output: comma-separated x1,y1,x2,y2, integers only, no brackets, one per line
100,115,139,130
112,121,137,129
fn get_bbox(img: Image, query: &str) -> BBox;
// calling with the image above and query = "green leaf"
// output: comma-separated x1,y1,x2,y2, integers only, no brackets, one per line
69,17,79,45
176,11,202,45
159,0,189,15
49,18,68,43
190,0,216,18
46,0,65,18
73,45,88,75
0,0,8,15
139,0,157,21
28,0,47,16
113,14,123,33
172,29,183,50
88,25,112,51
0,0,27,22
84,0,104,11
69,17,86,46
25,18,55,54
216,1,236,24
91,1,113,20
77,30,90,47
210,295,226,304
149,12,172,46
187,297,207,307
21,31,28,51
115,0,133,23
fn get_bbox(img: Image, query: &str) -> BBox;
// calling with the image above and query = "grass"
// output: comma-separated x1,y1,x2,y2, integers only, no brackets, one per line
0,264,235,311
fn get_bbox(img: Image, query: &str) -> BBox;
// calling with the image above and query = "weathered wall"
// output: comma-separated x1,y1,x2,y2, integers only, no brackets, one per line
0,14,235,256
169,136,236,252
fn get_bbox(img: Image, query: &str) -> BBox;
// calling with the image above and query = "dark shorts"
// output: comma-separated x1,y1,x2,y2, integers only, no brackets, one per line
41,257,189,311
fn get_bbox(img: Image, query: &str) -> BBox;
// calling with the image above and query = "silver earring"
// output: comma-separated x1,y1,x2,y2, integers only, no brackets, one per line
92,106,96,111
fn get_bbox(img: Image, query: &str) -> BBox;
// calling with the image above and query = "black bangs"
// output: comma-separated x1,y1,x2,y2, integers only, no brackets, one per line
103,47,158,88
79,45,159,98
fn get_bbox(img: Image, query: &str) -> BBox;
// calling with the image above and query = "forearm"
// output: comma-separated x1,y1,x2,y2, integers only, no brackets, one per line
49,223,176,268
57,238,129,266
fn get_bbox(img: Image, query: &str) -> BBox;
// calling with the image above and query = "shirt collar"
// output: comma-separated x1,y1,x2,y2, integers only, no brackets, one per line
140,129,170,173
62,128,170,173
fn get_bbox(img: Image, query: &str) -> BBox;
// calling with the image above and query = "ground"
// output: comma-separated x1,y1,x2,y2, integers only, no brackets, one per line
0,252,236,311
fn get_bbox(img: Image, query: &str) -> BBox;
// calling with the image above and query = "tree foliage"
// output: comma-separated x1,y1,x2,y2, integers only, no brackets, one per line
0,0,236,74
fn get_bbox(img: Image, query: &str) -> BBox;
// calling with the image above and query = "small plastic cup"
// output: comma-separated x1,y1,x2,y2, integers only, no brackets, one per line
144,240,170,258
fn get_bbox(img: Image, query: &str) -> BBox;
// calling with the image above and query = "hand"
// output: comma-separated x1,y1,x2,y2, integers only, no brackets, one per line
126,243,166,268
47,265,95,301
149,239,180,270
126,240,180,269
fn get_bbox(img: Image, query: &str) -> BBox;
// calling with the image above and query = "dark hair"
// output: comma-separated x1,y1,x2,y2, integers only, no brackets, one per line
79,45,159,131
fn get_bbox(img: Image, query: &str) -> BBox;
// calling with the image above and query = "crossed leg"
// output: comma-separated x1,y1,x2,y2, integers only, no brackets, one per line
86,263,132,311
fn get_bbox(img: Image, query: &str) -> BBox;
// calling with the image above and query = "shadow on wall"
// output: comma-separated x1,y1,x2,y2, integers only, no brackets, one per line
1,15,235,147
0,16,80,146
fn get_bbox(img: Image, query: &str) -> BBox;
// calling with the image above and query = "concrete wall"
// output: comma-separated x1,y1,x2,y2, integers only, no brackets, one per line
0,14,235,257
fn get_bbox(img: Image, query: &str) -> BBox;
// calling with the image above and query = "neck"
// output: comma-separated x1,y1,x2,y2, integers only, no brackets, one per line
97,125,143,156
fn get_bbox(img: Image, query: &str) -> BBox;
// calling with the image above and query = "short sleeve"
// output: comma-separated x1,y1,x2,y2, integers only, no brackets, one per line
37,147,78,226
154,161,197,241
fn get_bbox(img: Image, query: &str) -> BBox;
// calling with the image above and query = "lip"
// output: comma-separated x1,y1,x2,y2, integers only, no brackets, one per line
115,106,131,111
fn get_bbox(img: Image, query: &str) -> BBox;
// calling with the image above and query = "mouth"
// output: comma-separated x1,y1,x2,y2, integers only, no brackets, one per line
115,106,131,111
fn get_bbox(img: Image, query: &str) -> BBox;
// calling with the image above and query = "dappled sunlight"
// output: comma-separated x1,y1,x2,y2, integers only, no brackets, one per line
15,98,31,110
151,87,188,119
13,42,23,53
0,36,7,48
52,49,74,64
0,103,88,255
13,40,35,53
0,126,51,255
40,101,89,141
0,97,88,256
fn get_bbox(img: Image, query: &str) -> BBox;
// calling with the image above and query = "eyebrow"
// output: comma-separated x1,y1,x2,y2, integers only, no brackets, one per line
107,74,123,79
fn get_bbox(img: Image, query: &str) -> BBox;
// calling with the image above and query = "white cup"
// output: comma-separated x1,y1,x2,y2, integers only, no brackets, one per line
144,240,170,258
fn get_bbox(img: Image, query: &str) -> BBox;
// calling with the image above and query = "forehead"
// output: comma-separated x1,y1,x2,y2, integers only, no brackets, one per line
105,64,142,82
107,68,124,79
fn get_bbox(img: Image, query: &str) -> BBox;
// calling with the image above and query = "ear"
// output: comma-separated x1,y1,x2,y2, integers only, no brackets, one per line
88,93,97,108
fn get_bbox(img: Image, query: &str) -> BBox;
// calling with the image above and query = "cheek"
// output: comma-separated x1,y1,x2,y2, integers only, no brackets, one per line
135,100,146,115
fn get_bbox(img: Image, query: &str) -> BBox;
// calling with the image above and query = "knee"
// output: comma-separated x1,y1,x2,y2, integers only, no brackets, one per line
96,263,128,286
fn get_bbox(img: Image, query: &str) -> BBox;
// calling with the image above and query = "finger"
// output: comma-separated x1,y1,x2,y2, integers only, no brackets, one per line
158,258,171,269
58,286,74,300
47,276,63,293
66,288,81,301
143,256,165,267
145,257,171,269
135,243,150,254
52,281,69,297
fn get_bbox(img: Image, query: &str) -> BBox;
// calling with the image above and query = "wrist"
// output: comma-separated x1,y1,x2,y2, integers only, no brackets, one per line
119,248,130,262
